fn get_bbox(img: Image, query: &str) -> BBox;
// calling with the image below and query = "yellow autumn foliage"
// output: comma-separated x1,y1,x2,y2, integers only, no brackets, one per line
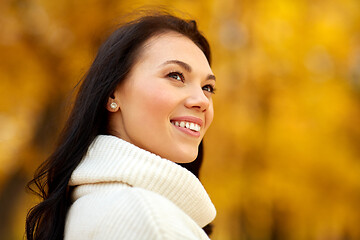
1,0,360,239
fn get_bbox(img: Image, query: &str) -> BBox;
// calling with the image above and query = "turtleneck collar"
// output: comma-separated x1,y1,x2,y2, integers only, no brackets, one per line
69,135,216,228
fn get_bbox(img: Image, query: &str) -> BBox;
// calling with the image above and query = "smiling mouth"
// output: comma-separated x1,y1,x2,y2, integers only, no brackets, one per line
170,120,201,132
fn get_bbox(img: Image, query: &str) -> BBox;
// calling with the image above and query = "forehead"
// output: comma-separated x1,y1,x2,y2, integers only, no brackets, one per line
136,32,212,72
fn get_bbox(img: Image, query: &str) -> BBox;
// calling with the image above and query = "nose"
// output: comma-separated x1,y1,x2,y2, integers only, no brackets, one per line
184,86,210,112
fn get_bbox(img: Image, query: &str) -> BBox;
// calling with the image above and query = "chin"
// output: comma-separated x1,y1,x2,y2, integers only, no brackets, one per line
170,150,198,164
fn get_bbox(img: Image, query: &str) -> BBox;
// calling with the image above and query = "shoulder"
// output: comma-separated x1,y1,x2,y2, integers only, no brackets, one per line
65,186,209,240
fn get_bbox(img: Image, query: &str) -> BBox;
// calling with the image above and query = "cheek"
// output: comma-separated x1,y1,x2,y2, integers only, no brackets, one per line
133,81,177,122
205,101,214,129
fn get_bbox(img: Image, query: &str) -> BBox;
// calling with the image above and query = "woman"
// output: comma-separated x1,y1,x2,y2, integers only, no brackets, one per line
26,12,216,240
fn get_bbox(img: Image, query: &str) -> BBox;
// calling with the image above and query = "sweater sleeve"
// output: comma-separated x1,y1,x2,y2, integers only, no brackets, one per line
64,187,210,240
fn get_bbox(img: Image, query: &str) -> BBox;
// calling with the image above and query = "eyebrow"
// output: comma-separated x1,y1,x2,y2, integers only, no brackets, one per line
159,60,216,81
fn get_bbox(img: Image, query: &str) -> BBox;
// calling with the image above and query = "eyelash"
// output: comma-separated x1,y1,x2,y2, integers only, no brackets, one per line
166,71,216,94
203,85,216,94
167,71,185,82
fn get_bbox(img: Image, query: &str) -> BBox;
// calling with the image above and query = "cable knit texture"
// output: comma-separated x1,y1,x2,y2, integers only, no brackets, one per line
64,135,216,239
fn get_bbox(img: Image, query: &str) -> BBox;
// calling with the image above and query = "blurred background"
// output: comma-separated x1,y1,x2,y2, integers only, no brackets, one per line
1,0,360,239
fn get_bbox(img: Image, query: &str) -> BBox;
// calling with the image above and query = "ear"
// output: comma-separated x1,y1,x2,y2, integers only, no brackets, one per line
106,95,120,112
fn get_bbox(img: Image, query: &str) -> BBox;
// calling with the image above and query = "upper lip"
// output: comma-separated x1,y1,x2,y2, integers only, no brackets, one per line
170,116,204,127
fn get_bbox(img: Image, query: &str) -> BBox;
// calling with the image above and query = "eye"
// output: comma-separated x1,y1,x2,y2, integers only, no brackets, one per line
202,84,216,94
167,71,185,82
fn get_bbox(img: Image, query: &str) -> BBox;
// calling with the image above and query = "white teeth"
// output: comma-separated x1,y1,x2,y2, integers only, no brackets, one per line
171,120,201,132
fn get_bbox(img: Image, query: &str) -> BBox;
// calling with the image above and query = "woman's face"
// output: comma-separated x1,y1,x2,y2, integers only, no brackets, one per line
107,32,216,163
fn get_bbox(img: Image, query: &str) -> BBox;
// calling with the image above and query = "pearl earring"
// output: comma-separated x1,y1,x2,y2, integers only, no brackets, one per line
110,102,118,109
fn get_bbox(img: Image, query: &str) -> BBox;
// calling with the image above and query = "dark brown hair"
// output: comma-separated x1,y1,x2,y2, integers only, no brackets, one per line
26,12,212,240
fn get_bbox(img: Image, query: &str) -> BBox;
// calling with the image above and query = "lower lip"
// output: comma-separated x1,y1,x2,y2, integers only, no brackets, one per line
172,124,201,137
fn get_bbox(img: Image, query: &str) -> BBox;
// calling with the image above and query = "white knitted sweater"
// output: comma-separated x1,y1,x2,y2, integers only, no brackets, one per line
64,135,216,239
